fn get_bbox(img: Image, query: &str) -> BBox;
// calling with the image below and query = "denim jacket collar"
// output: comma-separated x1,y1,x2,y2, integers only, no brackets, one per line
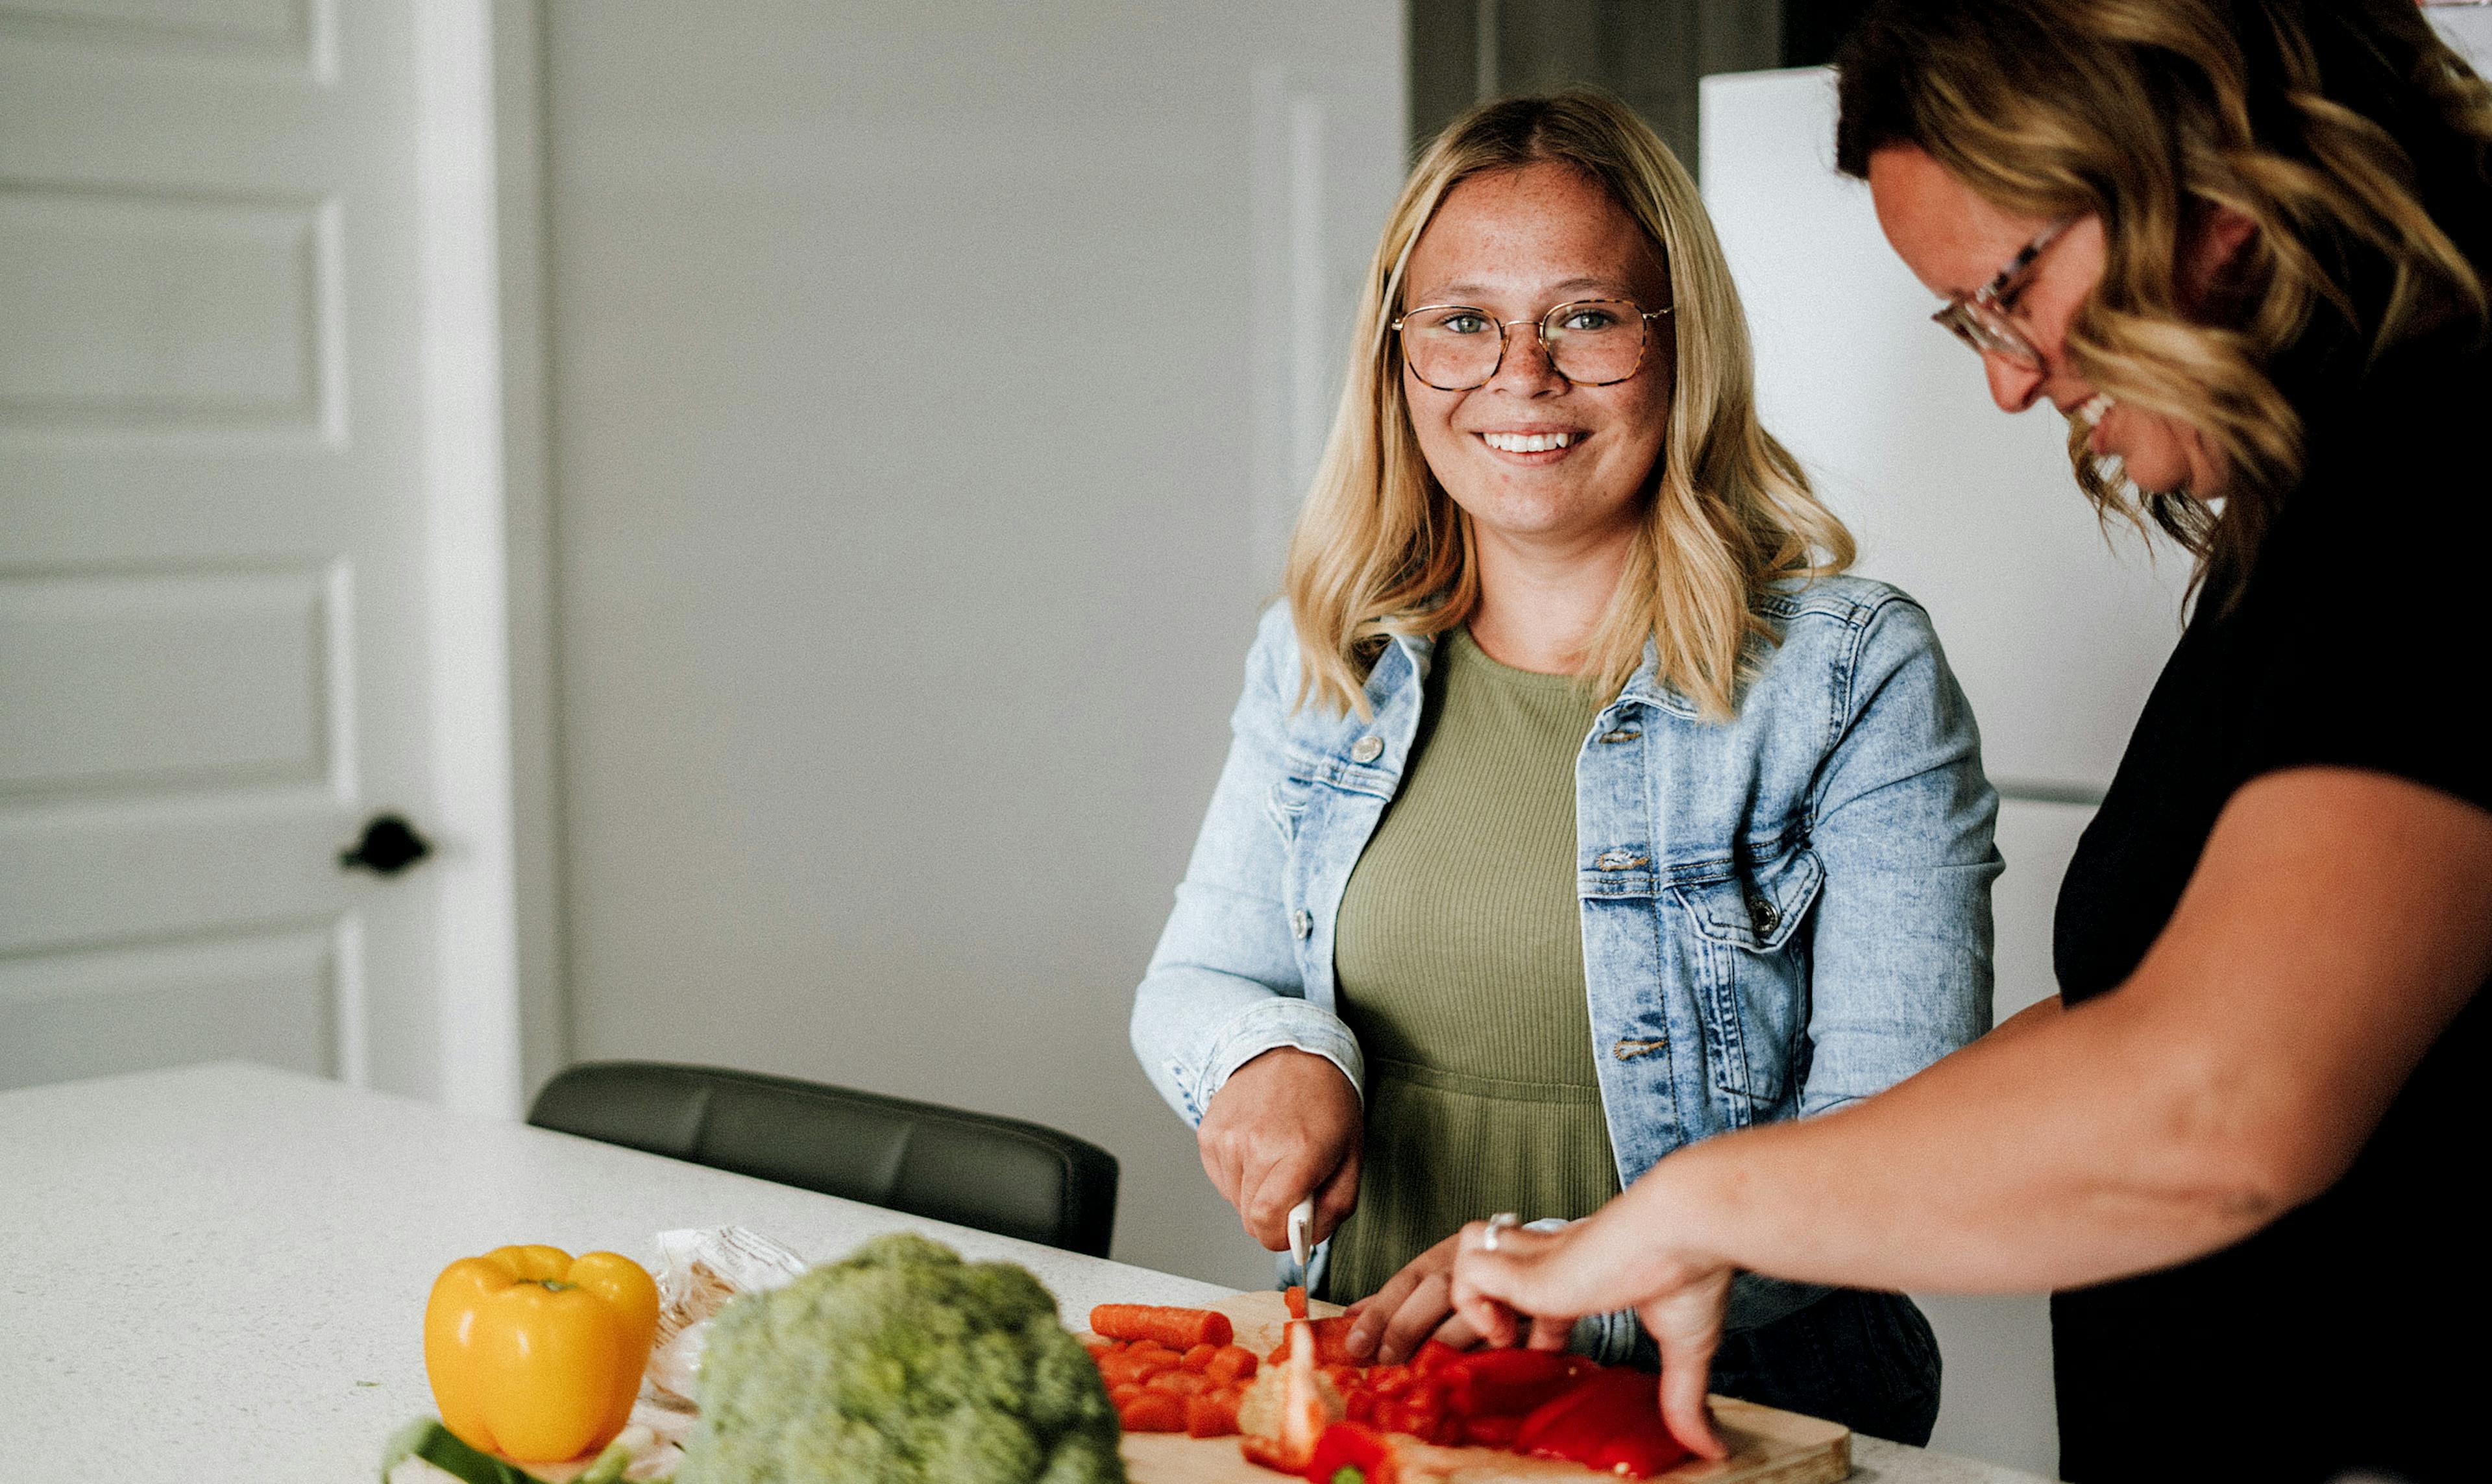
1374,627,1698,724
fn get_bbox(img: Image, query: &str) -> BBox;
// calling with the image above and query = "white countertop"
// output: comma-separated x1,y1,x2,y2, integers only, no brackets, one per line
0,1062,2052,1483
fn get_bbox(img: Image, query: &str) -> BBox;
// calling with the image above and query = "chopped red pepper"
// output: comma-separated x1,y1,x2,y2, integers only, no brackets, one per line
1285,1284,1310,1320
1438,1346,1593,1418
1239,1318,1345,1474
1242,1433,1304,1472
1301,1421,1403,1484
1410,1340,1463,1376
1459,1412,1522,1448
1515,1367,1691,1479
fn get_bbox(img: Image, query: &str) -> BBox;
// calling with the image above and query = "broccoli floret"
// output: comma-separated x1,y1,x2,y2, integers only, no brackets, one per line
676,1233,1127,1484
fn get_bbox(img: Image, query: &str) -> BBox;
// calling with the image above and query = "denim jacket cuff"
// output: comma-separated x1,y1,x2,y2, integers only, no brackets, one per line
1193,998,1365,1124
1723,1272,1833,1332
1513,1221,1639,1364
1569,1276,1834,1368
1568,1308,1643,1365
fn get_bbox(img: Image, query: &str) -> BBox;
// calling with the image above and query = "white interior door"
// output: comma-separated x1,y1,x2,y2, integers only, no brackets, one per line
0,1,522,1108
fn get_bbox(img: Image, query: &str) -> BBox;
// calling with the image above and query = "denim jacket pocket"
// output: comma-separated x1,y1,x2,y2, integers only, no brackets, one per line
1668,844,1824,1123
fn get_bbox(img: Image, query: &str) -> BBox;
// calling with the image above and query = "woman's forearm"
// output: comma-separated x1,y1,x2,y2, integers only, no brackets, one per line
1646,985,2278,1294
1636,769,2492,1295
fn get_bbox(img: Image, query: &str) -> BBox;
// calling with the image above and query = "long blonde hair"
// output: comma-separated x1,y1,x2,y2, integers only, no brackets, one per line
1282,90,1853,721
1836,0,2492,609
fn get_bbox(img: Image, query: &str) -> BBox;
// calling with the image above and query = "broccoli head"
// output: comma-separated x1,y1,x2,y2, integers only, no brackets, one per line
677,1232,1125,1484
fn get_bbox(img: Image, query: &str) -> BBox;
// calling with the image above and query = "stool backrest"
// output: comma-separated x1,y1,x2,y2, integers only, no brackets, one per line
528,1061,1119,1258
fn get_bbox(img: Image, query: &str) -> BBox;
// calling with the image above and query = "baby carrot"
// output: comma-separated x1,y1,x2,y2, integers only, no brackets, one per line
1089,1304,1234,1350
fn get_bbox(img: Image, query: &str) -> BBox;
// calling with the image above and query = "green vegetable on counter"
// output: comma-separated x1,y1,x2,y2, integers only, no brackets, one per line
381,1418,640,1484
678,1232,1125,1484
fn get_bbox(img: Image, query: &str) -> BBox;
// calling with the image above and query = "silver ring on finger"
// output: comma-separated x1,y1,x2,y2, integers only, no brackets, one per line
1483,1211,1522,1252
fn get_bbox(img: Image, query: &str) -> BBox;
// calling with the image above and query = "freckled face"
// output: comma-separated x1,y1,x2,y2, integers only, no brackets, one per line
1399,162,1676,548
1866,144,2217,496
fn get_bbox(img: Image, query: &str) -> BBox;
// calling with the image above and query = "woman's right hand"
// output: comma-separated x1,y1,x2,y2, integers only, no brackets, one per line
1449,1202,1735,1461
1196,1047,1363,1252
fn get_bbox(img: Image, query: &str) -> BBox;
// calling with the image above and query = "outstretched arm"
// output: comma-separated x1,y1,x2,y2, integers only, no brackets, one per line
1452,767,2492,1454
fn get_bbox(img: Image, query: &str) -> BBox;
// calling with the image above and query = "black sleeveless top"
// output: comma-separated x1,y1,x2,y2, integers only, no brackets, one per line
2050,332,2492,1483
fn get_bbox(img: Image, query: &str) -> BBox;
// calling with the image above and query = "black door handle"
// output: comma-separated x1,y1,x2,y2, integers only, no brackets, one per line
339,814,433,876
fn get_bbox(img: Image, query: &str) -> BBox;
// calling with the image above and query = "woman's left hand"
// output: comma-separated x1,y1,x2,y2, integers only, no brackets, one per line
1448,1204,1736,1459
1341,1232,1487,1364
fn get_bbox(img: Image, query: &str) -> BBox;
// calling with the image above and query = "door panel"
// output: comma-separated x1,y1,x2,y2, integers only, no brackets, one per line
0,184,329,426
0,924,336,1083
0,1,314,57
0,1,445,1094
0,567,331,796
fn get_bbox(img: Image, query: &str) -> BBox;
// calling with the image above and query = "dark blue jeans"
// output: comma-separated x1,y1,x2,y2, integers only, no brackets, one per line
1638,1287,1942,1446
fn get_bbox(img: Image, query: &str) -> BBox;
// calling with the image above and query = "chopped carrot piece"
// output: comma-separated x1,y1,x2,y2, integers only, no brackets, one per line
1090,1304,1234,1350
1186,1387,1244,1438
1145,1369,1212,1397
1118,1393,1187,1433
1095,1353,1151,1387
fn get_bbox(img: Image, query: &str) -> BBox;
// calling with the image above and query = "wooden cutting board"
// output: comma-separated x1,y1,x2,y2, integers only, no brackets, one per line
1105,1291,1851,1484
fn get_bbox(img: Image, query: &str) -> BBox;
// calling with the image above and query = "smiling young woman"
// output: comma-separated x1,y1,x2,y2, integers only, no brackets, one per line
1129,91,2001,1444
1443,7,2492,1483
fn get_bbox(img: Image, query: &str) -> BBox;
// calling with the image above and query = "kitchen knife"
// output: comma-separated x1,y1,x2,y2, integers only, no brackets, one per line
1288,1195,1316,1269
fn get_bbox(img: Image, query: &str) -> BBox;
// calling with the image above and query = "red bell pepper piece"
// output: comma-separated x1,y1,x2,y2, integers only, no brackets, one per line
1300,1421,1403,1484
1460,1412,1523,1448
1439,1346,1593,1417
1308,1317,1362,1365
1515,1367,1691,1479
1410,1339,1463,1376
1242,1434,1304,1472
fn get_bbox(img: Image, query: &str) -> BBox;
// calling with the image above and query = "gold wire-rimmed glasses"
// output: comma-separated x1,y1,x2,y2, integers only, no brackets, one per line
1931,217,2073,370
1391,298,1670,391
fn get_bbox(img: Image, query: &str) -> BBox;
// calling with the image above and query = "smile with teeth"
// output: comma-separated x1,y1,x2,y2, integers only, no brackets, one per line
2075,393,2114,428
1482,431,1580,452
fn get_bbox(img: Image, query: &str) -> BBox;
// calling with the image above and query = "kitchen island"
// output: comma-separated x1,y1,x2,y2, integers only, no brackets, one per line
0,1063,2053,1482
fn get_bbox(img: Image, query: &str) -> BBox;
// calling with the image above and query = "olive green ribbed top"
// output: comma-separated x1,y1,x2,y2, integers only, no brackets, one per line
1322,627,1624,1304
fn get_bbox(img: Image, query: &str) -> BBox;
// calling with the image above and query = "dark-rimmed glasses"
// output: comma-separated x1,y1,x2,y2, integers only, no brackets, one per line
1931,217,2072,369
1391,298,1670,391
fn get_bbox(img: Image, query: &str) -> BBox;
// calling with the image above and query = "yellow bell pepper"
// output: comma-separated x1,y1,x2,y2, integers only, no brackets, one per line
423,1245,662,1463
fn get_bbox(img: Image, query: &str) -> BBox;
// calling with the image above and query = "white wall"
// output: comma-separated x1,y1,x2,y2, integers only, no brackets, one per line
539,0,1403,1289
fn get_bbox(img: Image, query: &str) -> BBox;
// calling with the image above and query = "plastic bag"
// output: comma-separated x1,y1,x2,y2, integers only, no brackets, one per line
626,1226,811,1476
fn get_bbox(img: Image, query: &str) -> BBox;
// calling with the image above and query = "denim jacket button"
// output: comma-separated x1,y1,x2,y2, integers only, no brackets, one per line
1747,895,1780,934
1290,908,1313,939
1349,735,1384,764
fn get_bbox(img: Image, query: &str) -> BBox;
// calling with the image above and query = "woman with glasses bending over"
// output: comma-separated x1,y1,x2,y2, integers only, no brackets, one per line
1447,6,2492,1481
1129,90,1999,1443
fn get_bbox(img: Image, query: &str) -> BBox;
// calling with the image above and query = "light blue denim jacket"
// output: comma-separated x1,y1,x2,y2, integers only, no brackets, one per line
1130,577,1998,1356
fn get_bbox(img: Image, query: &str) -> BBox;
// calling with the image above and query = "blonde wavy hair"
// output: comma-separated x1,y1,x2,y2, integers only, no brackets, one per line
1836,0,2492,608
1282,90,1853,722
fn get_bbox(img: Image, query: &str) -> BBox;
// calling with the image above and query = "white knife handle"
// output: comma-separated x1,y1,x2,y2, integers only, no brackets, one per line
1288,1195,1316,1267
